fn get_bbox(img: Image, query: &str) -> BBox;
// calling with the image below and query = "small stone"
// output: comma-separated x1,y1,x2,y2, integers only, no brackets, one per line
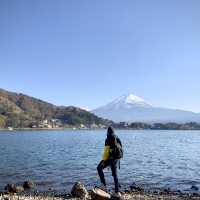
192,192,199,197
163,188,171,194
71,182,88,198
23,181,35,190
191,185,199,191
130,185,144,192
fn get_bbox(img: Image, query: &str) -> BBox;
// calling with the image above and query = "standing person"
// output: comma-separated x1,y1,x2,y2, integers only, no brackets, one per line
97,126,123,197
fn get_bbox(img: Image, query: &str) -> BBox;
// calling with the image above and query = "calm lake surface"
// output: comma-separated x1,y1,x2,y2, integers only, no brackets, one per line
0,130,200,193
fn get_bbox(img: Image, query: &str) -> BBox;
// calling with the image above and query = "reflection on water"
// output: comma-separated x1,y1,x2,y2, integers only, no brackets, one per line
0,130,200,192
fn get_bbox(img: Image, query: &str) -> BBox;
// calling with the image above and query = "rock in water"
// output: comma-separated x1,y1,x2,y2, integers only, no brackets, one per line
91,187,111,200
191,185,199,191
4,184,15,193
23,181,35,190
4,184,24,193
71,182,88,198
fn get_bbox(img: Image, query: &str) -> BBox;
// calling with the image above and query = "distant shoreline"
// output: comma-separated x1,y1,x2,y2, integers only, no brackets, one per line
1,127,200,131
0,127,106,131
0,128,69,132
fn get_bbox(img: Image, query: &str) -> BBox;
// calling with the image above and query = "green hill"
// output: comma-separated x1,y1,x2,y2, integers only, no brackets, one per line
0,89,111,128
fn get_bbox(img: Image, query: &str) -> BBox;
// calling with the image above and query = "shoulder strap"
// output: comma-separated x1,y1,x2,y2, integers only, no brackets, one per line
116,137,122,147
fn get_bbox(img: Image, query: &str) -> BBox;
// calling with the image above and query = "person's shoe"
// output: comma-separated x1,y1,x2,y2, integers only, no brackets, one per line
112,192,121,198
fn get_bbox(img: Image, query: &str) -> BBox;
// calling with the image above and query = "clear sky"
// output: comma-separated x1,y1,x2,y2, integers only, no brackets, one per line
0,0,200,111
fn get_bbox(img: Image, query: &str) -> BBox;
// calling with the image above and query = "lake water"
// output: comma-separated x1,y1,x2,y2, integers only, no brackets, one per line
0,130,200,193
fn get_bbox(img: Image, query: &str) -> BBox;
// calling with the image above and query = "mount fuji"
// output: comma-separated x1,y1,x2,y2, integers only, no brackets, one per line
92,94,200,123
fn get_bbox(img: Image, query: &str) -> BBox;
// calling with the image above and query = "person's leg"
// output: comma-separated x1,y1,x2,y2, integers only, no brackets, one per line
110,159,119,193
97,160,110,186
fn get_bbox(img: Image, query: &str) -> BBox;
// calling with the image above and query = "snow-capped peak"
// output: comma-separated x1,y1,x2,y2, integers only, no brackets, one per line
100,93,152,109
125,94,146,104
92,94,200,123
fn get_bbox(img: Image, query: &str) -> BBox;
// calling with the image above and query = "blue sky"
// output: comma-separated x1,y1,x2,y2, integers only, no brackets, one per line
0,0,200,111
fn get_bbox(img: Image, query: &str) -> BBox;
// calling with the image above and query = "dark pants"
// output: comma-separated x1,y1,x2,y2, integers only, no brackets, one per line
97,159,119,193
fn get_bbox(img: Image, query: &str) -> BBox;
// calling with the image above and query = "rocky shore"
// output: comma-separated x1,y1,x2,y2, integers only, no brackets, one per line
1,181,200,200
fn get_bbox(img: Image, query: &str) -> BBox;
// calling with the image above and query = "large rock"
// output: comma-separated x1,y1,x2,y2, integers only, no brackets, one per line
15,186,24,193
5,184,16,193
71,182,88,199
4,184,24,193
90,187,111,200
23,181,35,190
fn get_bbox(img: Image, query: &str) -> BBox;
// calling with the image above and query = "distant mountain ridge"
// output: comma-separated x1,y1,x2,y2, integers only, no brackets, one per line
0,88,110,128
92,94,200,123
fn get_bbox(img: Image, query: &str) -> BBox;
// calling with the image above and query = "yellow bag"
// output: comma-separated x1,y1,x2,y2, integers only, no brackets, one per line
102,145,110,160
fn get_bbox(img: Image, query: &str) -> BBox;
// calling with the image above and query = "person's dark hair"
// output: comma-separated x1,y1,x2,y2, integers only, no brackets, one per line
107,126,115,136
107,126,116,146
